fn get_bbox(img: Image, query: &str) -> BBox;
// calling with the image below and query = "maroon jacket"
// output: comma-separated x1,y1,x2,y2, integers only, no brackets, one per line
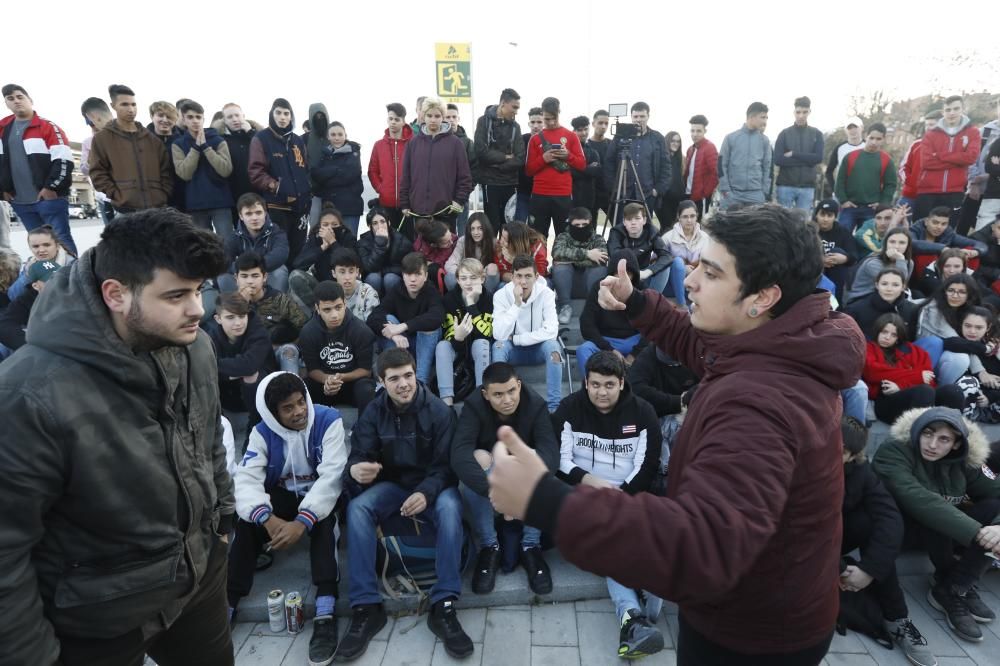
527,289,865,654
399,123,472,214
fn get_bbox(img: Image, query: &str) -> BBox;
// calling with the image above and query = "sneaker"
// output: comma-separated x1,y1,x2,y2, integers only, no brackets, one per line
883,618,937,666
427,598,474,659
961,586,996,623
520,547,553,595
558,304,573,325
928,583,983,642
255,552,274,571
472,546,501,595
336,603,387,661
308,615,338,666
618,609,665,659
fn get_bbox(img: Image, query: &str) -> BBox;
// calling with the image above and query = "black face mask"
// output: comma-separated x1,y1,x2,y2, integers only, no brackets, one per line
569,225,592,242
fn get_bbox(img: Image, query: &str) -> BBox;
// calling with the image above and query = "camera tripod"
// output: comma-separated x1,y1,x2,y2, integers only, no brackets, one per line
605,144,652,235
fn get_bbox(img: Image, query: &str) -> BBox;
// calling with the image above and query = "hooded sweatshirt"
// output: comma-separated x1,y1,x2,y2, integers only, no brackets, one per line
305,103,329,172
248,99,310,213
88,119,173,209
367,280,444,334
579,250,644,349
554,384,660,493
917,115,981,195
663,223,708,266
0,249,234,660
236,372,348,530
491,276,558,346
872,406,1000,546
298,309,375,377
525,289,866,654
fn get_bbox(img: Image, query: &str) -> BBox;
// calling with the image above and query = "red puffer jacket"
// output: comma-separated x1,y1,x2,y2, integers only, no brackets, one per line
684,138,719,201
917,119,981,195
862,340,933,399
367,125,413,209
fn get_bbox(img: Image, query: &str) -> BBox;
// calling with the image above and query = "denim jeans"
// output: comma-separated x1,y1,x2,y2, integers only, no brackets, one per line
342,215,360,236
606,578,662,623
840,379,869,424
12,198,77,256
915,336,944,367
347,483,464,606
460,482,541,550
937,351,971,386
550,264,606,309
385,315,440,384
643,258,687,306
435,339,490,399
775,186,814,212
364,272,402,297
836,205,876,233
514,192,531,223
190,208,235,246
217,265,289,294
492,338,562,411
576,334,642,379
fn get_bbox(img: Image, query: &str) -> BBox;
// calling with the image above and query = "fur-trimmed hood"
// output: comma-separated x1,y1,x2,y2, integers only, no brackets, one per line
211,118,263,135
887,406,989,468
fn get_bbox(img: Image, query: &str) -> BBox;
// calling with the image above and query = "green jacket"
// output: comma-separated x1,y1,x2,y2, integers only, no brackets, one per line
551,230,608,268
0,250,234,663
872,407,1000,547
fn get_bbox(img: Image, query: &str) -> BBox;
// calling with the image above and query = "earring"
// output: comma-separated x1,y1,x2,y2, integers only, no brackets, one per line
749,307,758,317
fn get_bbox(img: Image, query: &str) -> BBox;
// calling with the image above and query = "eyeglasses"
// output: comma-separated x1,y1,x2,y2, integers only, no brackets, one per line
946,289,967,296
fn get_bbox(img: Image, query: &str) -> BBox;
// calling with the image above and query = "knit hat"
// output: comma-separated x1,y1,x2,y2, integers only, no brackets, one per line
27,260,59,283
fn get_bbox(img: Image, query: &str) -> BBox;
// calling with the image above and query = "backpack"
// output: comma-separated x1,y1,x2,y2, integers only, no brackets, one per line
845,150,891,191
836,557,894,649
375,522,472,600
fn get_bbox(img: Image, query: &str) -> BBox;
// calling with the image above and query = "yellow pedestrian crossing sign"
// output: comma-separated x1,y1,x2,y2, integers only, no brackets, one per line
435,42,472,103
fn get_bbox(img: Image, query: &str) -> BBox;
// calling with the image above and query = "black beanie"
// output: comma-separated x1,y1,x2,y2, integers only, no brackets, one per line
269,98,295,134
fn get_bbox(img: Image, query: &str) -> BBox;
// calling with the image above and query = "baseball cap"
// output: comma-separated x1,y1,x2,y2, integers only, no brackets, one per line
845,116,864,129
816,199,840,215
27,260,59,283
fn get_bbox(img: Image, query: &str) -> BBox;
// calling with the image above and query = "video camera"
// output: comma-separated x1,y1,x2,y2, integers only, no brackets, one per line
608,102,637,142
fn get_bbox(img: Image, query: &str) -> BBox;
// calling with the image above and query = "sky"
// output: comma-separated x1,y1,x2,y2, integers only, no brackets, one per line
6,0,998,170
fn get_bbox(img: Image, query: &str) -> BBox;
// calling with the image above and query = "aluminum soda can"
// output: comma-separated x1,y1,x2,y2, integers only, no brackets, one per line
284,591,304,634
267,589,284,632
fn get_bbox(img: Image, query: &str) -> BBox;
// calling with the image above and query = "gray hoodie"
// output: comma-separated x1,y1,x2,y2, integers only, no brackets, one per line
718,125,773,202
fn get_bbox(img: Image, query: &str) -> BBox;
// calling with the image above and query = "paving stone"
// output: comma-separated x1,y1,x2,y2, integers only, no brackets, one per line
230,622,253,655
934,659,978,666
531,603,578,647
934,618,1000,664
455,607,487,644
574,598,614,614
278,629,312,666
575,611,624,666
431,641,484,666
828,629,869,654
531,646,580,666
823,655,878,665
234,632,293,665
482,609,531,666
382,619,438,666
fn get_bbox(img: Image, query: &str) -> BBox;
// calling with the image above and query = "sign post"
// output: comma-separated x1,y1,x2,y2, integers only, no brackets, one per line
435,43,472,105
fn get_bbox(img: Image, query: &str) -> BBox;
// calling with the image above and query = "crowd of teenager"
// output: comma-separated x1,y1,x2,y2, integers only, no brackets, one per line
3,80,1000,666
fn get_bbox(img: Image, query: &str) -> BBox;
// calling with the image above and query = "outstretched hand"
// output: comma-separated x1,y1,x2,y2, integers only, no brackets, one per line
489,426,549,520
597,259,633,311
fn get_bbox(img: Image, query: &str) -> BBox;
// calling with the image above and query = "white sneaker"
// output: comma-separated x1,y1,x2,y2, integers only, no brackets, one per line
558,304,573,325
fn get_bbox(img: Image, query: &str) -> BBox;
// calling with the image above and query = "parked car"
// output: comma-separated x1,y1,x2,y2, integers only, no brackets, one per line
68,205,89,219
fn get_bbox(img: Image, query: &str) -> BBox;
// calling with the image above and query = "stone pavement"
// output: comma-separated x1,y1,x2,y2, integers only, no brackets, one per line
230,566,1000,665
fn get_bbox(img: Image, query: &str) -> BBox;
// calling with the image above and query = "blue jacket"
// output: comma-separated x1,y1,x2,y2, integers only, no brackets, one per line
225,218,290,273
344,384,457,503
909,218,987,256
173,128,234,211
310,141,364,216
249,127,311,213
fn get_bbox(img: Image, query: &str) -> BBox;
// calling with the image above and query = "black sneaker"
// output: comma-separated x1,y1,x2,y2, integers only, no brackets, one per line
336,604,387,661
961,586,996,623
618,609,665,659
472,546,501,595
928,583,983,642
308,615,338,666
427,598,474,659
520,547,553,595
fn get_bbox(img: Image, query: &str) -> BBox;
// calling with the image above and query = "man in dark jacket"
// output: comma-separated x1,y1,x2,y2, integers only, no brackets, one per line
221,193,290,292
88,84,173,215
576,249,645,378
773,96,824,212
0,257,59,350
626,345,699,418
474,89,524,228
1,84,76,255
570,116,602,212
0,210,235,665
214,103,260,203
489,204,866,664
602,102,670,223
248,98,311,267
607,203,684,304
340,348,474,661
451,363,558,595
553,350,663,659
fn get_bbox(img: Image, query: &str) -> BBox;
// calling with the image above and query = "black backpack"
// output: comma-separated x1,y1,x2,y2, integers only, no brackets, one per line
836,557,893,650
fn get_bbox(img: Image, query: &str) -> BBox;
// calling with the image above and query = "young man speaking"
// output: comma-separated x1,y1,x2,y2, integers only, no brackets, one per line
489,204,866,665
